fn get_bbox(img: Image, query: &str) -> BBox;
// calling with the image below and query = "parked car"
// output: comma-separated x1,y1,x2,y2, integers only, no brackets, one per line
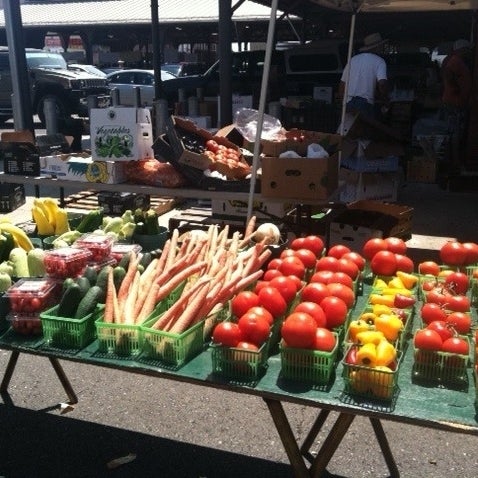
67,63,107,78
162,62,207,77
0,47,110,125
106,69,177,106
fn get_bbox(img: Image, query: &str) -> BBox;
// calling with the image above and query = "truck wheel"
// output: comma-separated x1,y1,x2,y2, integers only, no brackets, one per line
37,95,70,127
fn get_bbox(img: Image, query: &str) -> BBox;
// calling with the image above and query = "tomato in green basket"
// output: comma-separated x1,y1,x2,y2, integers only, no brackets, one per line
257,286,288,319
414,328,443,351
269,275,298,304
293,301,327,328
212,322,243,347
320,296,348,329
231,291,260,319
281,312,317,349
313,327,336,352
327,244,351,259
445,311,471,335
442,336,469,355
237,313,270,347
440,241,467,266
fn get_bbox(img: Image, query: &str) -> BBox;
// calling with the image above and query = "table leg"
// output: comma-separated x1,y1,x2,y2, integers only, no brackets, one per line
300,409,331,462
309,412,355,478
263,398,309,478
49,358,78,404
370,417,400,478
0,350,20,394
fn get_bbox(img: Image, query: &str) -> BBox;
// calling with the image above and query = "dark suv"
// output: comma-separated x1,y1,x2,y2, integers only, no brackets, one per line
0,47,110,125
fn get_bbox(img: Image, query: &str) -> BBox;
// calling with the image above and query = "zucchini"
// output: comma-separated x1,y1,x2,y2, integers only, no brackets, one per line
83,266,98,286
76,208,104,233
76,276,91,297
74,285,103,319
57,283,83,318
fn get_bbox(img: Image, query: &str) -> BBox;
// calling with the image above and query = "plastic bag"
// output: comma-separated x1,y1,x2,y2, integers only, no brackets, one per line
125,159,187,188
307,143,329,158
234,108,283,142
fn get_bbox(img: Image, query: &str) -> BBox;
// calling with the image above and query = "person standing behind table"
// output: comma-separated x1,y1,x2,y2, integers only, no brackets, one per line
441,39,473,170
338,32,390,120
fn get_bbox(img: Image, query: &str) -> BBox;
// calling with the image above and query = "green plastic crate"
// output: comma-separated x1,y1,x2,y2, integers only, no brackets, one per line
41,304,104,350
139,314,205,367
95,319,141,356
280,333,338,385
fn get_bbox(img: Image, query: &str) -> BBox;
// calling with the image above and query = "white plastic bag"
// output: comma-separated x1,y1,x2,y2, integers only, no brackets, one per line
307,143,329,158
234,108,283,142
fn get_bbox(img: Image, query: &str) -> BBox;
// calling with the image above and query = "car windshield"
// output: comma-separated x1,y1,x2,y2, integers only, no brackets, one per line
162,64,182,76
26,52,67,69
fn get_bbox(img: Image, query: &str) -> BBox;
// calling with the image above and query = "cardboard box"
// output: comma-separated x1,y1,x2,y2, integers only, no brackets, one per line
339,169,400,203
261,155,339,201
97,191,150,215
90,107,154,161
40,155,126,184
407,156,437,183
0,183,26,213
340,155,400,173
211,199,293,221
0,142,40,176
181,115,212,130
313,86,333,104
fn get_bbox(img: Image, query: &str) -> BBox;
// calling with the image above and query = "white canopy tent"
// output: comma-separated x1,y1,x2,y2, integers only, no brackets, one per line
246,0,478,218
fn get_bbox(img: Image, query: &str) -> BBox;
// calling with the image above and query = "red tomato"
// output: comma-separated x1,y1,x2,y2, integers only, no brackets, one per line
313,327,336,352
418,261,441,276
267,258,283,270
302,235,325,257
395,254,414,274
336,258,360,280
293,301,327,328
341,251,366,271
253,280,270,295
441,337,469,355
231,291,260,319
269,275,299,304
320,296,348,329
425,288,449,306
420,302,448,325
326,282,355,309
328,271,354,289
290,237,307,250
384,237,407,255
315,256,339,272
426,320,453,342
242,306,274,326
444,271,469,295
445,295,471,312
281,312,318,349
286,274,304,291
235,341,259,352
327,244,351,259
446,312,471,335
414,328,443,351
292,248,317,269
370,250,398,276
278,256,306,280
300,282,330,305
362,238,388,261
279,249,297,259
309,270,334,284
212,322,244,347
257,286,288,318
237,313,271,347
440,241,467,266
462,242,478,265
262,269,283,281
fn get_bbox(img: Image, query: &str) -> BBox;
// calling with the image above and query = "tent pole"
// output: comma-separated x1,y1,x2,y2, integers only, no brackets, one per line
246,0,279,222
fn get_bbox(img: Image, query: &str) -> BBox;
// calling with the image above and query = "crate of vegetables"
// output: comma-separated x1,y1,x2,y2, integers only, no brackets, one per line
95,318,141,357
41,304,104,350
43,247,92,279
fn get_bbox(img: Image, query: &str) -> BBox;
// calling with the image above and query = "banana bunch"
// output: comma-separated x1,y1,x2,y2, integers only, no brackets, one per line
0,217,34,252
32,197,70,236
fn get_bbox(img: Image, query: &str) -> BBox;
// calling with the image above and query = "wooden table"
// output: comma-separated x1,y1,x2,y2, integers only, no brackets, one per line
0,283,476,478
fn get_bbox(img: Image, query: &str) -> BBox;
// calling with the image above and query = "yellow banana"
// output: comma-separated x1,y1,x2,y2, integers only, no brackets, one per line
32,205,55,236
0,216,12,223
33,198,52,226
54,208,70,235
43,198,60,230
0,222,34,252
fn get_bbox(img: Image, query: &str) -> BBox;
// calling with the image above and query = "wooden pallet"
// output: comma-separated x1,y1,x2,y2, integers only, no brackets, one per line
63,190,182,216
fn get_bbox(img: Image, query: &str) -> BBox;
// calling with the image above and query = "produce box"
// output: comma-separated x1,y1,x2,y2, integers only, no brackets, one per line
261,155,339,201
95,319,141,356
280,334,339,385
0,183,26,213
97,191,150,215
0,141,40,176
40,304,104,350
40,155,127,184
340,155,400,173
90,107,154,161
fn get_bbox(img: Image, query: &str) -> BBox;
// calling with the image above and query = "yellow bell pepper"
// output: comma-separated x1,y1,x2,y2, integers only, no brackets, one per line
373,278,388,290
350,368,372,393
396,271,419,290
356,342,377,367
369,294,395,307
374,314,404,342
370,365,394,399
381,287,413,297
375,339,397,366
372,304,393,316
356,330,386,346
387,276,406,289
348,319,374,342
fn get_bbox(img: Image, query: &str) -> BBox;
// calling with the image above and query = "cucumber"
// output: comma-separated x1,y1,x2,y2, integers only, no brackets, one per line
74,285,103,319
57,283,83,318
76,276,91,297
113,266,126,292
139,251,152,269
118,251,132,269
83,266,98,286
96,265,111,292
62,277,76,292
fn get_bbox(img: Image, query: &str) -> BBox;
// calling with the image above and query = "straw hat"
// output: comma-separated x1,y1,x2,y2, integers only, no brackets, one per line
359,33,387,52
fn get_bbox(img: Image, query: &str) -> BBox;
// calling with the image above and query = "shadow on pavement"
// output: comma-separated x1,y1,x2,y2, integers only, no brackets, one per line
0,404,295,478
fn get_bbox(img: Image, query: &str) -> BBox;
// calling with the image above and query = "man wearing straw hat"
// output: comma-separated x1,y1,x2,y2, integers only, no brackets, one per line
338,32,390,120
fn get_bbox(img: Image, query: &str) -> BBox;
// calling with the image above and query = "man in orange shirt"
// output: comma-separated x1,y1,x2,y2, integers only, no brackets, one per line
441,39,473,169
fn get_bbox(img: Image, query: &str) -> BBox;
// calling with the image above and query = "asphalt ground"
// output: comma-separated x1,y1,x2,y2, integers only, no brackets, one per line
1,121,478,477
